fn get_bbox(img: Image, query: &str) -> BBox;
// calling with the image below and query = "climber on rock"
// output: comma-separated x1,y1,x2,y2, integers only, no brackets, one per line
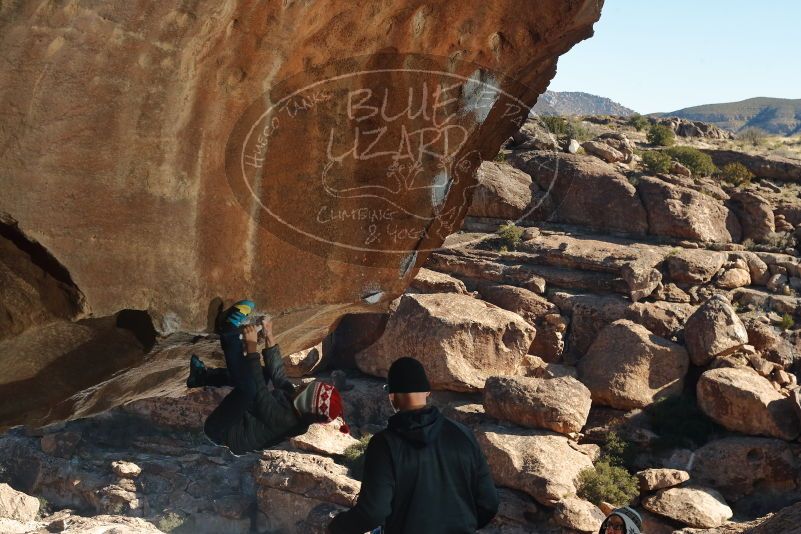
186,300,349,455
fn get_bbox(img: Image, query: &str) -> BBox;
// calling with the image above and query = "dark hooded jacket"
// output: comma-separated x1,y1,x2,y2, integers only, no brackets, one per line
598,508,642,534
328,405,499,534
213,345,320,455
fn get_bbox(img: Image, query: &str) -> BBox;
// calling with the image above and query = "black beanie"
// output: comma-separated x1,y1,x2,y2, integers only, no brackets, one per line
387,357,431,393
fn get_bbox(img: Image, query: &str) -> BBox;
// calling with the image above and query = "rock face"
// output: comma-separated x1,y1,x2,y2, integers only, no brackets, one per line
355,293,535,391
255,450,360,532
638,177,738,243
468,162,535,220
577,320,689,410
0,1,603,428
692,437,800,502
684,295,749,366
509,152,649,235
289,423,360,457
553,497,605,532
642,486,733,528
476,425,595,506
637,469,691,492
697,367,801,440
483,375,591,434
0,483,39,522
666,249,726,284
729,190,776,242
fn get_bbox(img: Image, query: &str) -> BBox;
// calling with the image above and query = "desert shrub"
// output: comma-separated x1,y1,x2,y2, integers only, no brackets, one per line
494,151,508,163
539,116,594,142
641,150,672,174
780,313,795,331
628,113,649,131
342,434,372,480
647,124,676,147
665,146,718,176
541,116,568,136
498,221,524,250
601,431,637,469
739,127,766,147
764,231,796,250
647,395,721,449
719,162,754,186
577,459,639,507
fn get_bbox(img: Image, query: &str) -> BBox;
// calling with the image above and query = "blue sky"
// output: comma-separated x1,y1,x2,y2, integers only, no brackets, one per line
547,1,801,114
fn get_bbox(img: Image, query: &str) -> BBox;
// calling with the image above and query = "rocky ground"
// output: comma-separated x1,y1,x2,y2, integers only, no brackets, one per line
2,116,801,533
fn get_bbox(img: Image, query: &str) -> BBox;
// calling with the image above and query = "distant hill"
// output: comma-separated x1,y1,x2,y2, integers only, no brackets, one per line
656,97,801,136
532,91,636,117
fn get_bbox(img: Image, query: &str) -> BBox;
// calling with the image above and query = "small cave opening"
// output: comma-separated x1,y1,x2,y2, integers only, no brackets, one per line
115,309,158,352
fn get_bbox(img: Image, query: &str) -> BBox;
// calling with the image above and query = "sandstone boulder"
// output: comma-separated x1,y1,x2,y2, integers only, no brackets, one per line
666,249,726,285
638,177,738,243
256,450,360,531
289,423,360,457
111,461,142,479
684,295,748,366
510,119,559,151
356,293,535,391
697,367,801,440
582,140,625,163
621,260,662,302
284,343,324,378
475,282,565,362
408,268,469,295
508,152,649,235
483,375,591,434
467,162,535,220
692,437,800,502
578,320,689,410
0,483,39,522
716,268,751,289
637,469,690,492
642,486,733,528
553,497,605,532
729,190,776,243
476,425,594,506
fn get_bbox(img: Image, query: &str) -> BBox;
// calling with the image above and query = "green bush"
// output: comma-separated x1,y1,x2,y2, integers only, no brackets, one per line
342,434,372,480
494,151,508,163
647,124,676,147
541,116,567,136
641,150,672,174
577,459,639,507
648,395,721,449
764,231,796,250
539,116,594,142
719,162,754,186
739,128,766,147
601,431,637,469
780,313,795,331
628,113,649,131
498,221,524,250
665,146,718,177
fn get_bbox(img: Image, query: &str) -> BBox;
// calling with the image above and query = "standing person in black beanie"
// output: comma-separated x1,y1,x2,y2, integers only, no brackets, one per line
328,356,499,534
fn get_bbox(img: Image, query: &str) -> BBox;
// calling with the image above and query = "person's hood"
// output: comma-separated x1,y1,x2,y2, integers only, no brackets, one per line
598,512,641,534
387,405,444,447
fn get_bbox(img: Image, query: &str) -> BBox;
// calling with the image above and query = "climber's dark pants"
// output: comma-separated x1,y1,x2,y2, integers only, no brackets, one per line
202,328,295,446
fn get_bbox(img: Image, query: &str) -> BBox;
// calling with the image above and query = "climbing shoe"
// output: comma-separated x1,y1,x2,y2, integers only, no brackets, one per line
186,354,207,388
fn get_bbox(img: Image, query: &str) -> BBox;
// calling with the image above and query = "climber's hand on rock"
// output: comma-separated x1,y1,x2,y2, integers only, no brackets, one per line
261,316,276,347
243,324,259,353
